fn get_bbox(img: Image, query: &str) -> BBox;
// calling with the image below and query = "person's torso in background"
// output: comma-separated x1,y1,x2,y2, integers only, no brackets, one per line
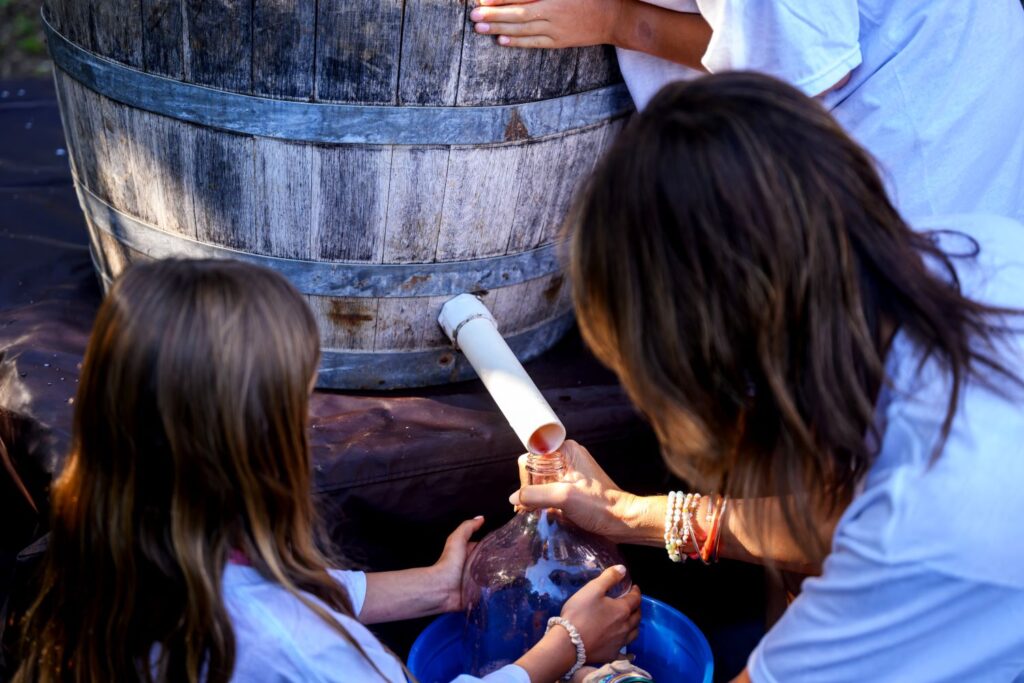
616,1,1024,223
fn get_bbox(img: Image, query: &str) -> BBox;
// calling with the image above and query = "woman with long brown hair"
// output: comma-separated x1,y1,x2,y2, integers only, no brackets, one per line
511,72,1024,680
12,259,640,683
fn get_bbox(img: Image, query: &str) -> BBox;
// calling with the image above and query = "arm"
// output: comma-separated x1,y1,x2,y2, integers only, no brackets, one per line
470,0,712,71
512,442,839,574
515,566,641,683
471,0,853,97
359,517,483,624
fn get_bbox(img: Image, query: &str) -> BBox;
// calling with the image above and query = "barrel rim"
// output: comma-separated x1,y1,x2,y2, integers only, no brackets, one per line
43,9,633,146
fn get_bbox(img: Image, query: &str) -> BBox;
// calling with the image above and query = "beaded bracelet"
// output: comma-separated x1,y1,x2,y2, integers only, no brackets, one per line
546,616,587,681
664,491,702,562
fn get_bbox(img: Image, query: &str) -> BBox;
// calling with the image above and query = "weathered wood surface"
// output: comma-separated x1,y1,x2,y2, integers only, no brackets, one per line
399,0,466,106
183,0,252,91
312,147,391,262
142,0,184,78
254,0,315,100
50,0,620,103
49,0,627,386
254,138,313,258
316,0,404,104
58,72,625,266
383,147,449,263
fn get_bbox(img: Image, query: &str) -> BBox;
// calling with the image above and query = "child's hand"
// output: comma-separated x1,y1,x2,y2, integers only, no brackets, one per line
431,516,486,613
470,0,625,49
560,565,642,663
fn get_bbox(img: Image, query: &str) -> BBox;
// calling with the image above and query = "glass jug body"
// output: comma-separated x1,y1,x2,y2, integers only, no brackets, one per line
461,452,630,675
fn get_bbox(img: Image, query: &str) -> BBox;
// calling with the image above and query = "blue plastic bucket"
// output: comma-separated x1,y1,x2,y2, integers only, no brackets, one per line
408,596,713,683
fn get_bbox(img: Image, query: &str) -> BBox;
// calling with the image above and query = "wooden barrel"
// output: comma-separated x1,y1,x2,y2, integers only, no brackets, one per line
42,1,631,389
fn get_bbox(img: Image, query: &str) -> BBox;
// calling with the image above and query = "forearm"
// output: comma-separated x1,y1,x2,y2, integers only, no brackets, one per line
622,495,834,573
361,567,449,624
514,629,578,683
611,1,712,71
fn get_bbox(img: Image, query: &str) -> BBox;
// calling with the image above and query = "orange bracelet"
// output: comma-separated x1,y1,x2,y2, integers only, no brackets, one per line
699,495,727,564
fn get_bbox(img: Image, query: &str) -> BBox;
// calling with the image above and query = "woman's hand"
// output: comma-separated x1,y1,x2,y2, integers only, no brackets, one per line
430,516,485,613
469,0,625,49
511,440,665,546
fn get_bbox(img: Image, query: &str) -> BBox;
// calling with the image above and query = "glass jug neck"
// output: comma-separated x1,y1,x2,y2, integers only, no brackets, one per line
525,451,566,486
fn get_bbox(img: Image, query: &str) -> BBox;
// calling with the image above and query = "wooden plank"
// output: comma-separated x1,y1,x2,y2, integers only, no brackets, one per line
119,107,182,230
308,296,379,351
456,9,579,105
253,0,315,100
183,0,252,91
492,273,567,334
507,123,607,252
142,0,184,78
374,296,448,351
129,109,199,238
190,129,257,250
254,138,313,259
42,0,66,34
434,143,523,261
375,289,498,351
573,45,621,92
60,74,112,203
52,69,87,184
95,98,145,221
382,147,448,263
312,146,391,262
89,0,143,66
398,0,465,105
316,0,403,104
57,0,91,47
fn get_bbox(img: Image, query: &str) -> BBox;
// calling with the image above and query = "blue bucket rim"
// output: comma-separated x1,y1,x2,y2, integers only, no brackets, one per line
408,595,714,683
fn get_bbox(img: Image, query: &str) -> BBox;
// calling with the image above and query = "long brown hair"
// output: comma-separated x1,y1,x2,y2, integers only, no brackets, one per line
570,72,1019,560
14,259,382,682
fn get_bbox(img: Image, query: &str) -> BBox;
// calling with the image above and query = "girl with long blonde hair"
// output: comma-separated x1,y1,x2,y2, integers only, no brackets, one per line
13,259,639,683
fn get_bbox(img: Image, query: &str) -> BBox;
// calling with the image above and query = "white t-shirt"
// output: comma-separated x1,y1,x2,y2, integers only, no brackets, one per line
750,214,1024,681
223,565,528,683
616,1,1024,223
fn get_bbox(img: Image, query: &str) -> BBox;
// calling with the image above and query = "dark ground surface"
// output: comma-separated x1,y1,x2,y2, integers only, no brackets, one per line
0,76,765,681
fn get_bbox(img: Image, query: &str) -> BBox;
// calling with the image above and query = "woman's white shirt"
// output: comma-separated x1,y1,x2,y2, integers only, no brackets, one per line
616,1,1024,223
751,214,1024,681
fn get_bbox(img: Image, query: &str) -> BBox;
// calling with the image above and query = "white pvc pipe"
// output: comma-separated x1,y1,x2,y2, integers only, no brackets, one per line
438,294,566,454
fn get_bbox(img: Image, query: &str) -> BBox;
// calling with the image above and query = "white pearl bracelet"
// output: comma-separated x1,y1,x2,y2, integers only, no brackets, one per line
546,616,587,680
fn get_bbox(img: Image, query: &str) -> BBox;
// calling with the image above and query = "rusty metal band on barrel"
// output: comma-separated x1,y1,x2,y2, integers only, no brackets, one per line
76,181,565,298
42,12,633,146
92,248,575,390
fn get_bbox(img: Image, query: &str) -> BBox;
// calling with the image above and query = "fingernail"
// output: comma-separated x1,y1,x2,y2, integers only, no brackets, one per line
498,35,510,45
508,492,519,505
613,564,627,575
470,8,482,20
475,22,490,33
474,515,484,520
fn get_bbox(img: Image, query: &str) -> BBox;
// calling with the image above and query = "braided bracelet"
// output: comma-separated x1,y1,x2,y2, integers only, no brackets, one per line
546,616,587,680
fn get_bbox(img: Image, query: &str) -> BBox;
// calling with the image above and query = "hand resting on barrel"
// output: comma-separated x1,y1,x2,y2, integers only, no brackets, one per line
470,0,623,49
